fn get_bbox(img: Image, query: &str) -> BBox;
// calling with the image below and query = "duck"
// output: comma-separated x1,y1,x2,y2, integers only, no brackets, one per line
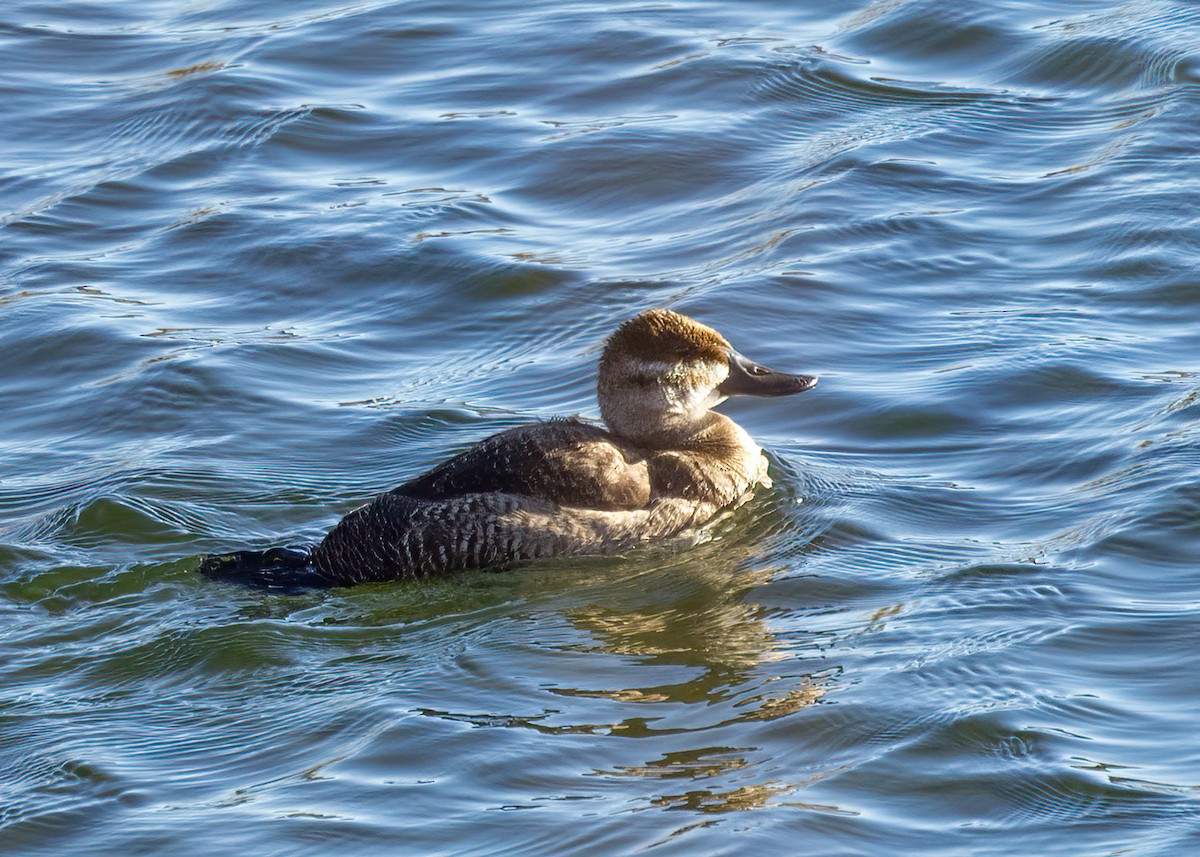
199,309,816,587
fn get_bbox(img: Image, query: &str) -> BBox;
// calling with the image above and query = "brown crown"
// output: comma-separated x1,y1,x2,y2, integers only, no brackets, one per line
601,310,730,366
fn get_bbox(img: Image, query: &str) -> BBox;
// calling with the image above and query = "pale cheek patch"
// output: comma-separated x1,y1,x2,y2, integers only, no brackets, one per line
601,355,730,432
682,360,727,412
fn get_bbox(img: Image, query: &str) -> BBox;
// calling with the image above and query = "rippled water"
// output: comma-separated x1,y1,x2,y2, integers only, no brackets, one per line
4,0,1200,852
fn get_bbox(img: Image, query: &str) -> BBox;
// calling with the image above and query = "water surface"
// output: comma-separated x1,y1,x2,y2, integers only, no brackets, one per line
3,0,1200,853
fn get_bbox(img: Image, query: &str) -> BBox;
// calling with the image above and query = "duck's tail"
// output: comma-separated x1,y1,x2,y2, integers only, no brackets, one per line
197,546,332,589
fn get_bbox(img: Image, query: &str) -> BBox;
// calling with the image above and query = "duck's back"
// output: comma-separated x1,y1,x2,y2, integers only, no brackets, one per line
398,419,651,510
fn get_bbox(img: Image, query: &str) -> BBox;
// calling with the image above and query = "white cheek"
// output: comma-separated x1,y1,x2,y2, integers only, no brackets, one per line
673,385,723,415
693,365,727,411
661,385,691,413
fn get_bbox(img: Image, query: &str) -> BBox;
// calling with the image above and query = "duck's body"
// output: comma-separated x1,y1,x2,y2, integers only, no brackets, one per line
200,310,815,587
307,414,766,583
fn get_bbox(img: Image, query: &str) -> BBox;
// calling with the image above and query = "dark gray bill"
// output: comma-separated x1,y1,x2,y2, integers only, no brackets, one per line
718,350,817,397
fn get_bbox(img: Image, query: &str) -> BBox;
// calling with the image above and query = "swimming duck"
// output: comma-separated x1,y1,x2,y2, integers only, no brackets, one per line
199,309,816,587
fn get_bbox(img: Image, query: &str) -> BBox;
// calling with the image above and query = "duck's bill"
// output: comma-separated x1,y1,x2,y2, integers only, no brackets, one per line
718,350,818,397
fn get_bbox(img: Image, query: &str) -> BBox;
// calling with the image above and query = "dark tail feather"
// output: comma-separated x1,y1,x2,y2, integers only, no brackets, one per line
198,546,332,590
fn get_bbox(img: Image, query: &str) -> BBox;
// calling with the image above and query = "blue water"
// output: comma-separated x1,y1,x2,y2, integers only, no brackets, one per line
3,0,1200,853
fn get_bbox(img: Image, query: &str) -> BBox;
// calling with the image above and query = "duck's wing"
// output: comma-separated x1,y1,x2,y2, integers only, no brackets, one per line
396,419,652,511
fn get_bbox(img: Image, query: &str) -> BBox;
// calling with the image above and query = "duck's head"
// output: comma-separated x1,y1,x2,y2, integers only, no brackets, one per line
597,309,816,446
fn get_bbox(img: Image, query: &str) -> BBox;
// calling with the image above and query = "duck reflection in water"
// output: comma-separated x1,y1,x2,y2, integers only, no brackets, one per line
560,536,830,813
418,532,837,815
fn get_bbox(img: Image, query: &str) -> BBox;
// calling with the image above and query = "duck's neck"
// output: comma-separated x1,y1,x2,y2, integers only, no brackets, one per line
682,412,760,456
612,411,757,456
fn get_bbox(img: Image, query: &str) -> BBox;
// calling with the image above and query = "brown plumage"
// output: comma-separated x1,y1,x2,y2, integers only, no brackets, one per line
199,310,817,587
602,308,730,364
